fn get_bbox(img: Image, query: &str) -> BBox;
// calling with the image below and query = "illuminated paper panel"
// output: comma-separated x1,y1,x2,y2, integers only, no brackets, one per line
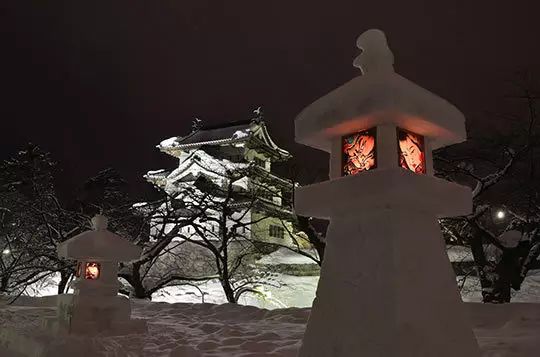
342,128,377,176
397,128,426,174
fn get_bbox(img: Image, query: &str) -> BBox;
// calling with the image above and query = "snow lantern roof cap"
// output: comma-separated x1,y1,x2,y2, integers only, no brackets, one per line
295,29,466,152
57,215,141,262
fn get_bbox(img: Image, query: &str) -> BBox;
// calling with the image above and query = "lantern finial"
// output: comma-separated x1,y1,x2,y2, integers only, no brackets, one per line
91,214,108,231
353,29,394,75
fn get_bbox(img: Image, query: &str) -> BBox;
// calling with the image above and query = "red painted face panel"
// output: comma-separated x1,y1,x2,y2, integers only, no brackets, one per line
342,128,377,176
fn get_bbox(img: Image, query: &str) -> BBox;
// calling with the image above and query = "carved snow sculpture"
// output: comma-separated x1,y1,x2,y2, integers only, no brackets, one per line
295,29,480,356
44,215,147,336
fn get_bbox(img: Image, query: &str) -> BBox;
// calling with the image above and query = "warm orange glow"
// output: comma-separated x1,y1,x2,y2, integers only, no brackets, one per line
342,128,377,176
85,262,100,280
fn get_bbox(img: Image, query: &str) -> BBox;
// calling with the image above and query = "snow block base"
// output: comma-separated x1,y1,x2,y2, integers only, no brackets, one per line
43,294,147,336
298,210,480,357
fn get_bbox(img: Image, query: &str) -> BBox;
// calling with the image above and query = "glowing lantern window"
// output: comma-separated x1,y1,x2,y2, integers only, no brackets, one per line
84,262,100,280
397,128,426,174
342,128,377,176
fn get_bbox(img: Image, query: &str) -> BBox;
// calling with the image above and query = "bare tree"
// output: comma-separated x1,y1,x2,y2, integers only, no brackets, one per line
116,194,220,300
436,71,540,302
265,163,327,267
144,151,295,303
0,144,83,296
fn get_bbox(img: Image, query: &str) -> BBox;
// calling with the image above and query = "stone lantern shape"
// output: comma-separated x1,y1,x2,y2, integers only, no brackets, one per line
45,215,147,336
295,29,480,356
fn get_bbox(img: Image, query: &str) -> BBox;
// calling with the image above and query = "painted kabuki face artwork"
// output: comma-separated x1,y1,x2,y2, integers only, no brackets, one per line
397,128,426,174
85,262,100,280
342,128,377,176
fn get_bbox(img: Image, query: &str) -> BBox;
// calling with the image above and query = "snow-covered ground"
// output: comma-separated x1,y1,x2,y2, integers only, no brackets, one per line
3,246,540,356
23,247,540,308
458,269,540,303
0,297,539,356
151,270,540,308
152,275,319,309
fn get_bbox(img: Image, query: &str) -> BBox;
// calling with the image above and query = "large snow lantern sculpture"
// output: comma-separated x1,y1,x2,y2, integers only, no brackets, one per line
45,215,147,335
295,29,480,356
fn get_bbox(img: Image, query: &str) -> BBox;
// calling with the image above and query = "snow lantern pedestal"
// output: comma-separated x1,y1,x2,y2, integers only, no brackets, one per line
43,215,147,336
295,30,480,356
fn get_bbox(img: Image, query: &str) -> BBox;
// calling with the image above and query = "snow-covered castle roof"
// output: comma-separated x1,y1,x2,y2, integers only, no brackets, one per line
158,118,291,161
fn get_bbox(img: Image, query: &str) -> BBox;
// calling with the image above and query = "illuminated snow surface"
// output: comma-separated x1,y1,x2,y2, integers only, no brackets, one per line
0,297,539,356
2,254,538,356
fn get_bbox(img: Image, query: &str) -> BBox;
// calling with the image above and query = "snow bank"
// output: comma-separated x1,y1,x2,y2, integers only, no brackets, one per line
256,248,319,266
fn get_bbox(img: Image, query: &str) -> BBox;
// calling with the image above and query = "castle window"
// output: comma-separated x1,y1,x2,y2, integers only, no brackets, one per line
261,190,274,201
269,225,285,239
254,157,266,167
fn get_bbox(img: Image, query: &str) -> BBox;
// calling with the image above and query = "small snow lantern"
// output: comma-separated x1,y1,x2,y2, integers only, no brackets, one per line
44,215,147,336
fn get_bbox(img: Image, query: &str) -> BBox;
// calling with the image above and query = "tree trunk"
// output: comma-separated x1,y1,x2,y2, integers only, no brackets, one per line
298,216,325,265
470,230,523,303
220,278,236,303
57,270,72,294
0,276,9,293
123,264,152,300
468,228,497,303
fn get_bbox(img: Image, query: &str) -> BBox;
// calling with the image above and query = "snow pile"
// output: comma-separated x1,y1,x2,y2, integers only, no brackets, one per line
459,269,540,303
0,297,539,356
152,276,318,309
447,245,474,262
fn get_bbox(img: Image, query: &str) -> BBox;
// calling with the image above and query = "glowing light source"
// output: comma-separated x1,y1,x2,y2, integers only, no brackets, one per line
84,262,100,280
2,249,10,255
342,128,377,176
397,128,426,174
495,210,506,220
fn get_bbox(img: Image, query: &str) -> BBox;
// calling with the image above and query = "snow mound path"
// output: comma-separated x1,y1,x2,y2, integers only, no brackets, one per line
136,301,307,356
0,297,539,356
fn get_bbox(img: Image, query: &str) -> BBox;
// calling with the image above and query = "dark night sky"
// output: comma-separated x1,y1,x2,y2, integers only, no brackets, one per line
2,1,540,197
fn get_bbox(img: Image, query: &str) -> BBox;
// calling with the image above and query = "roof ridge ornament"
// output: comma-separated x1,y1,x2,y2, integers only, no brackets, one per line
191,117,203,132
353,29,394,75
252,106,264,124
